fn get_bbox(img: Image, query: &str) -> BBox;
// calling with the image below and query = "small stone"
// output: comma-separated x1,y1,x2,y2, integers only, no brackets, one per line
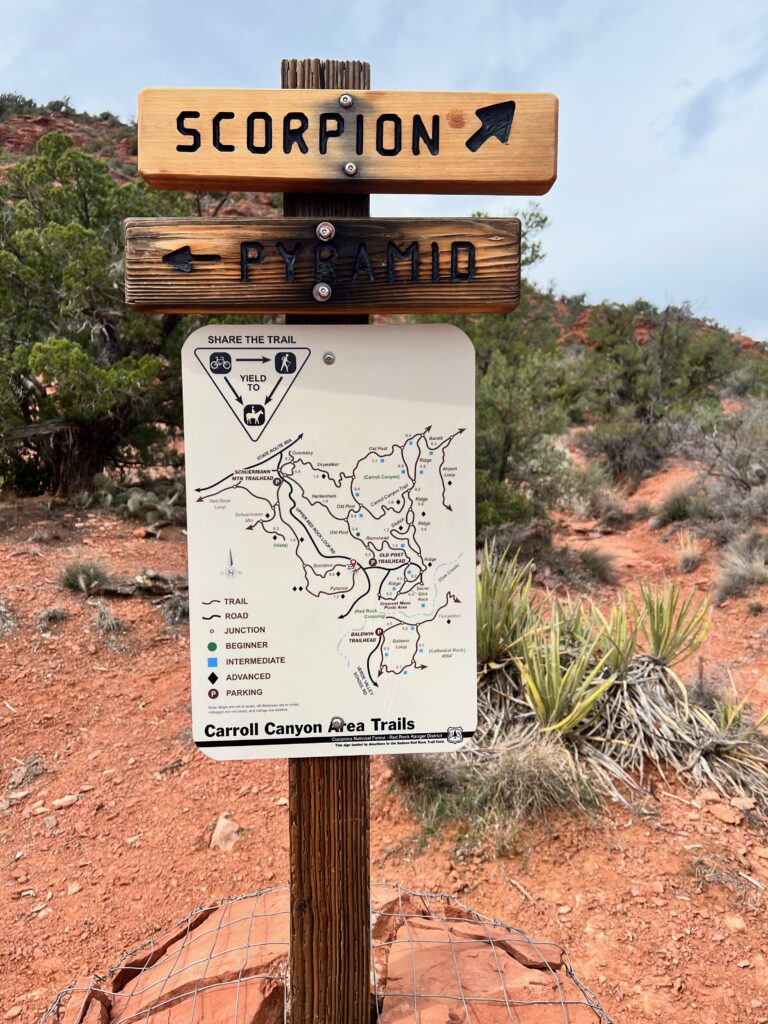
724,914,747,932
707,802,742,825
133,527,149,538
754,847,768,860
275,797,288,807
737,960,751,968
210,812,242,852
698,788,721,804
731,796,756,811
4,1008,22,1020
557,904,572,915
66,882,81,896
52,795,77,809
42,815,57,830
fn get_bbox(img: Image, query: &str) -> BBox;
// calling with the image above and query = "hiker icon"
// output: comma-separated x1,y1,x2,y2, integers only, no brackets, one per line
244,404,265,426
275,352,297,374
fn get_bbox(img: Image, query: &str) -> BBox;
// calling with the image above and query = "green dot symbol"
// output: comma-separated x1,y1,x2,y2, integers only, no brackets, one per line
207,642,217,651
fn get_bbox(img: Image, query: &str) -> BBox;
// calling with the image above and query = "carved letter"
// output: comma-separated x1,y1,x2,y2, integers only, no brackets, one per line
276,242,302,283
386,241,420,283
240,242,265,282
176,111,201,152
212,112,235,152
246,112,272,154
283,113,309,154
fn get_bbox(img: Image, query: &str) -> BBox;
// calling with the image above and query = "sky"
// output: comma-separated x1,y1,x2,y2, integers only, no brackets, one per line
2,0,767,339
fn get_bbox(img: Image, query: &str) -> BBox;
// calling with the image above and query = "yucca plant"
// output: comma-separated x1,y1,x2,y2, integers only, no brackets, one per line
516,615,616,735
638,580,711,666
476,543,535,671
589,599,639,677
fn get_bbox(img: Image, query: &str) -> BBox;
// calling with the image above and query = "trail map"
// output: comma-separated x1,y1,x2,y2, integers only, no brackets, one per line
182,325,476,759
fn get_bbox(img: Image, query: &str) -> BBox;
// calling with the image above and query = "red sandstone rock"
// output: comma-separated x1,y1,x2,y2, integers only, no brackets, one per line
379,918,596,1024
111,890,288,1023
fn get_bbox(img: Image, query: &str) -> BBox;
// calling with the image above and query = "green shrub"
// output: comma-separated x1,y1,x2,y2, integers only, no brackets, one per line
714,532,768,604
59,560,107,593
577,547,618,585
581,414,669,485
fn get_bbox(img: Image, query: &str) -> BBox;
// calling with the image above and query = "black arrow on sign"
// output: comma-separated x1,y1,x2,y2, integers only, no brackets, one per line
162,245,222,273
237,356,270,363
264,378,283,404
224,377,244,405
465,100,516,152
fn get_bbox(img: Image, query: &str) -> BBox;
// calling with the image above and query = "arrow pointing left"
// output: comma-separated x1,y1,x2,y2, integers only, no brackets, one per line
163,245,222,273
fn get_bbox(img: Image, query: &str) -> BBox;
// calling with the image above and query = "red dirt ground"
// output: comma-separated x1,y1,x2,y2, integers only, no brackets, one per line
1,491,767,1023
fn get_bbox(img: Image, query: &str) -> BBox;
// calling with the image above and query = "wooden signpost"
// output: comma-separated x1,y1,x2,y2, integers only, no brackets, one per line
138,87,557,194
131,55,558,1024
124,216,521,313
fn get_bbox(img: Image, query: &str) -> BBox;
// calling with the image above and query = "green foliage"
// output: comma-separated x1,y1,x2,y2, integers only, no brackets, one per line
577,301,740,423
638,580,711,666
59,559,108,593
581,410,670,484
516,616,615,734
0,131,192,495
476,543,534,670
589,599,639,677
576,547,618,585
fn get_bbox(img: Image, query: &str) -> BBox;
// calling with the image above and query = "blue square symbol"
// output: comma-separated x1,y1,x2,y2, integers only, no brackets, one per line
207,657,218,667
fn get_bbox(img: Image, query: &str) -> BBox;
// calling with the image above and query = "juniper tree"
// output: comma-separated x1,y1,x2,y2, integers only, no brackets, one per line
0,131,192,495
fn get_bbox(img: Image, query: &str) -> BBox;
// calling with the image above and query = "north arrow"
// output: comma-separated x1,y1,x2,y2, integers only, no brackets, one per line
264,378,283,405
224,377,244,405
465,100,516,152
163,245,222,273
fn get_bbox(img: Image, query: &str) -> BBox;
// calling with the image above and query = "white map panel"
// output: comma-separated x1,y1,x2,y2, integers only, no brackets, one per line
181,324,476,759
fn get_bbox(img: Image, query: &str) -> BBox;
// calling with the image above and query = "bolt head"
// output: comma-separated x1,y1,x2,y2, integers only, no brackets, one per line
339,93,354,108
315,220,336,241
313,283,332,303
343,161,358,177
322,351,336,365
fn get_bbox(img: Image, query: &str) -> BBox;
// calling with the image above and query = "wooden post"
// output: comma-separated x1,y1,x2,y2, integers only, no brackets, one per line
282,58,372,1024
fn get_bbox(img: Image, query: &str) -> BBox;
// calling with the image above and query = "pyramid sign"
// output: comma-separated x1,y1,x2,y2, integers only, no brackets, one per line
194,347,310,441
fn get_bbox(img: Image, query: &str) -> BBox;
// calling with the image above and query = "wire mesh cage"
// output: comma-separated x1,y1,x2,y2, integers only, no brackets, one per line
41,884,612,1024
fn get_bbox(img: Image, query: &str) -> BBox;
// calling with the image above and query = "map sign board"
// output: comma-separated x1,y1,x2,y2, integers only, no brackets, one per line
181,324,477,759
124,216,521,314
139,89,558,195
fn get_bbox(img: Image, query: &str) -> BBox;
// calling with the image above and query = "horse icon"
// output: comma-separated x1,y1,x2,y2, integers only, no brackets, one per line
244,404,265,426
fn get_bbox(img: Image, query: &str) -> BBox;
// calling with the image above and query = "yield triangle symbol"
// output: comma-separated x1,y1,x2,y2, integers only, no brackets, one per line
195,347,310,442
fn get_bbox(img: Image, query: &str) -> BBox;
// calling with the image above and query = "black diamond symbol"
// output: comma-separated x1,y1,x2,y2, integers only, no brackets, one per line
208,672,218,684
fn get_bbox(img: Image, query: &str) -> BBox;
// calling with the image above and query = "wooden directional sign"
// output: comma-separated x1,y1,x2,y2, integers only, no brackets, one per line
138,89,558,194
124,217,521,314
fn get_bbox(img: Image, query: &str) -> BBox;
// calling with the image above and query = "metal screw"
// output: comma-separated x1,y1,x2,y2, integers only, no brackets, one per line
322,351,336,365
329,715,344,730
313,282,332,303
315,220,336,242
339,93,354,108
343,161,358,177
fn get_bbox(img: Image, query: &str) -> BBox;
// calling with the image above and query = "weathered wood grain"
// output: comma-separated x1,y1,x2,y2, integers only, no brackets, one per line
123,216,521,314
283,58,371,1024
138,88,557,195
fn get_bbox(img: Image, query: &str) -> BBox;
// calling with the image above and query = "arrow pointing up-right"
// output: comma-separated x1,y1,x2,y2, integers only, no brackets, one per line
465,100,516,152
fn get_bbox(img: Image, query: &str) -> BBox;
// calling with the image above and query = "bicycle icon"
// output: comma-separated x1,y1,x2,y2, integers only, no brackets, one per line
209,353,232,374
